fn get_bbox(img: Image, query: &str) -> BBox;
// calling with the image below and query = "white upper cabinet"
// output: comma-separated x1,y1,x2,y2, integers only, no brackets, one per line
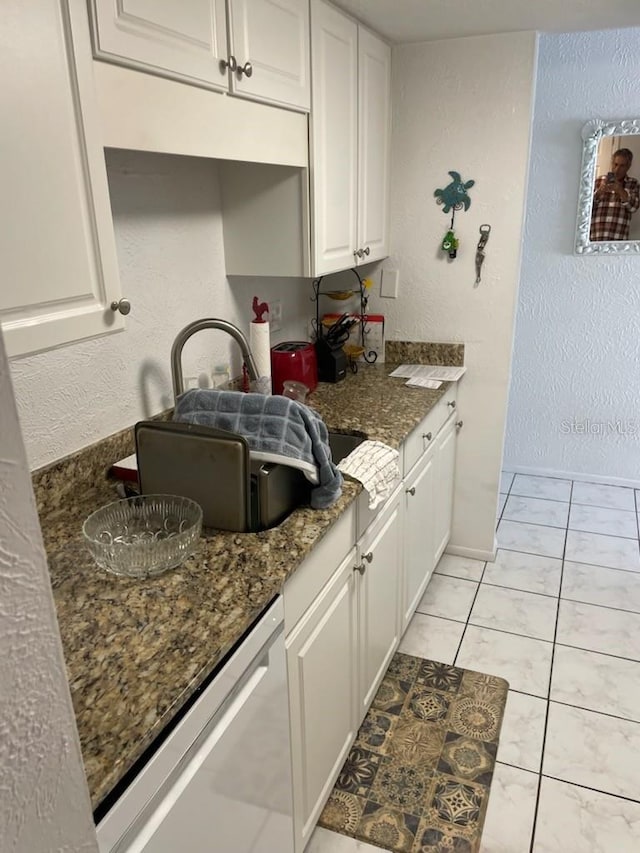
228,0,310,110
89,0,228,90
89,0,310,111
1,0,124,359
357,26,391,265
310,0,391,275
309,1,358,274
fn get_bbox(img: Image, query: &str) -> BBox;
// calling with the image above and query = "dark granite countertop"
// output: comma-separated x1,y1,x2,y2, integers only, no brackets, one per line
35,348,462,810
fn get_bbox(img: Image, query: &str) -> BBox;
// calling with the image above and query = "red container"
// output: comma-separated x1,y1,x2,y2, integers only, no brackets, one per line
271,342,318,396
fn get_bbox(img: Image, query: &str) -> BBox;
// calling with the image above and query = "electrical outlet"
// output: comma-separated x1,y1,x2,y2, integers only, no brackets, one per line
270,300,283,333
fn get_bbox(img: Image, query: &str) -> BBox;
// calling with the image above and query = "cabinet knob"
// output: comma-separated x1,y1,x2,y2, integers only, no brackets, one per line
422,431,432,441
110,298,131,316
362,551,374,564
456,420,464,431
238,60,253,78
354,248,364,259
406,486,416,496
447,400,456,409
220,55,238,73
363,246,370,256
354,563,366,575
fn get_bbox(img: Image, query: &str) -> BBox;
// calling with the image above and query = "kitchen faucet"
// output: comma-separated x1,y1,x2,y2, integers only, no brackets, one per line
171,318,259,401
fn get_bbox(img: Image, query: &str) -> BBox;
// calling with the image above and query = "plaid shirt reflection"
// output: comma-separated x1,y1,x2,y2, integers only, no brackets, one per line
590,174,640,241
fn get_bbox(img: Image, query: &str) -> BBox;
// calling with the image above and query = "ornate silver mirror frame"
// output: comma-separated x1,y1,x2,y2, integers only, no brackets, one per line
575,118,640,254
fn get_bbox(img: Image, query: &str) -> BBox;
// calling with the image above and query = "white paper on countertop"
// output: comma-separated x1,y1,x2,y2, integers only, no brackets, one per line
389,364,467,382
405,377,442,389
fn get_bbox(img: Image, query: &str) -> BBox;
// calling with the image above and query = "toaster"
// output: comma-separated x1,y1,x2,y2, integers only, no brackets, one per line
270,341,318,396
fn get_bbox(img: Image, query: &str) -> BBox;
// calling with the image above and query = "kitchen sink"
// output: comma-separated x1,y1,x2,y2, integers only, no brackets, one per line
327,431,366,463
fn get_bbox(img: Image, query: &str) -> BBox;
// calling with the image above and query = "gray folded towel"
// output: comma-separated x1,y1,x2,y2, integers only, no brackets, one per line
173,389,343,509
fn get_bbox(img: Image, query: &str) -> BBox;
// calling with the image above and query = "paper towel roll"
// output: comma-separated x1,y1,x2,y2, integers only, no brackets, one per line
249,321,272,394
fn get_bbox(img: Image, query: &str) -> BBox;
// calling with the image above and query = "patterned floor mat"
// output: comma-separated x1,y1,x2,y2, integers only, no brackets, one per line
318,652,509,852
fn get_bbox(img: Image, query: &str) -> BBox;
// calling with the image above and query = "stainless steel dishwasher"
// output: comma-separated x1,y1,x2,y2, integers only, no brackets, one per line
97,597,294,853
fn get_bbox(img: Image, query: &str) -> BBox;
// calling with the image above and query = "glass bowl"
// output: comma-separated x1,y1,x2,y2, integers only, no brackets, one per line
83,494,202,578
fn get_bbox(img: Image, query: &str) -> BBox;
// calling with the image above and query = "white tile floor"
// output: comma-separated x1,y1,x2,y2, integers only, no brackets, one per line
309,472,640,852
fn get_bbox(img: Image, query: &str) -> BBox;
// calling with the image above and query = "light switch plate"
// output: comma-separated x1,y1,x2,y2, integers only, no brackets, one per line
381,269,399,298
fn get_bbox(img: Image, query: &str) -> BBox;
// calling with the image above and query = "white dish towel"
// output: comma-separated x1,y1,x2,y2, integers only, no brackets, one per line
337,440,400,509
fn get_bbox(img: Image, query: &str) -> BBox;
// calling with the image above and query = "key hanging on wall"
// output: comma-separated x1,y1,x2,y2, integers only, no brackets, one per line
474,224,491,286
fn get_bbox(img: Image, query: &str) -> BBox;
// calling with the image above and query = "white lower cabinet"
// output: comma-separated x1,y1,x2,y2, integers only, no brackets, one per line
285,495,403,853
286,545,359,853
356,486,402,715
285,392,460,852
402,444,436,632
433,416,458,566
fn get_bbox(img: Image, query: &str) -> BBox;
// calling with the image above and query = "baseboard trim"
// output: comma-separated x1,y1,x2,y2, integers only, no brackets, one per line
503,464,640,491
445,542,497,563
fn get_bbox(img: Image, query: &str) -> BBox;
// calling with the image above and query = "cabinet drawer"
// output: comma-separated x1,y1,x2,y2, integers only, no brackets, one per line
284,504,356,634
403,386,457,477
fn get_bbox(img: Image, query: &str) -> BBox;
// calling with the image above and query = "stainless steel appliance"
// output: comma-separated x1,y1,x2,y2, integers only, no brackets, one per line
96,597,294,853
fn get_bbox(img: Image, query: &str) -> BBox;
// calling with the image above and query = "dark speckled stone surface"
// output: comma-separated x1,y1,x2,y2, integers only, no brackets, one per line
385,341,464,366
34,357,462,810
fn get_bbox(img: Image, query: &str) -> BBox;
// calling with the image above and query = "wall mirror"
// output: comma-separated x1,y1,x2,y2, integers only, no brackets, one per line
575,119,640,254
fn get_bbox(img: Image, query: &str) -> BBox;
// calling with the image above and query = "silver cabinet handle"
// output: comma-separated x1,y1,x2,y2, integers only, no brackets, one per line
354,563,366,575
220,55,237,73
363,246,370,256
110,298,131,315
237,60,253,78
362,551,374,564
456,420,464,431
447,400,456,409
354,248,364,259
422,431,432,441
406,486,416,496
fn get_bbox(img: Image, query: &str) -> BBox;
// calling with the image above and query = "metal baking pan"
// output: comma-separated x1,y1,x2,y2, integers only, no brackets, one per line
135,421,252,532
135,421,311,532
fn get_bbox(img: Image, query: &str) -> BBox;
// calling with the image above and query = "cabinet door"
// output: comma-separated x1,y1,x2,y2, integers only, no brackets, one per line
310,0,358,274
433,417,457,566
228,0,310,111
402,446,436,631
1,0,124,358
357,26,391,264
286,547,358,853
89,0,228,90
358,492,402,715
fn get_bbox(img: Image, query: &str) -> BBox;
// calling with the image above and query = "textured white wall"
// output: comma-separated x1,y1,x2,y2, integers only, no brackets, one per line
504,29,640,483
0,330,98,853
10,150,312,471
366,32,537,557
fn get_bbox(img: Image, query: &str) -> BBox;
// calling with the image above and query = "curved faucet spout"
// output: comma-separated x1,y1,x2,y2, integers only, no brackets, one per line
171,318,260,401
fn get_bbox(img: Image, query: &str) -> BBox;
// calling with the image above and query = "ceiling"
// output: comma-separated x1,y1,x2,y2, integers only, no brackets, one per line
331,0,640,44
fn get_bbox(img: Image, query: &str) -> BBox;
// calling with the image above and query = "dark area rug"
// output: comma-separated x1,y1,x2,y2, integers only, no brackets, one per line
318,652,509,852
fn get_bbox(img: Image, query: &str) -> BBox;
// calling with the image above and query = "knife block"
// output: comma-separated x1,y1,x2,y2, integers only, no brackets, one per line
315,338,347,383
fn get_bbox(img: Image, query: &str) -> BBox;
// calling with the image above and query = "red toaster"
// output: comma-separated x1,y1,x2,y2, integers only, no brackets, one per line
270,342,318,396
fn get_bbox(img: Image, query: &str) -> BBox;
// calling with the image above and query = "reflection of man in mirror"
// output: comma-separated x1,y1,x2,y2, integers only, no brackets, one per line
590,148,640,241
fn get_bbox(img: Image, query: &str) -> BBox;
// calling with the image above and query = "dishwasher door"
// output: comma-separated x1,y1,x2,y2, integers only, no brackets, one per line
97,597,293,853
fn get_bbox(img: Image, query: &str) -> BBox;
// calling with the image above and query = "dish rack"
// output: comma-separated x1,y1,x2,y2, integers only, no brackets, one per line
311,267,379,366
